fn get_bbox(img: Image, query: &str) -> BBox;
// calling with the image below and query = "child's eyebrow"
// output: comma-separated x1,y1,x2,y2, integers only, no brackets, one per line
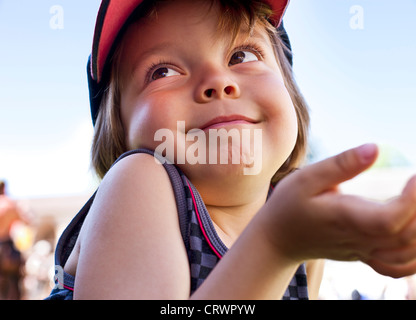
130,41,177,76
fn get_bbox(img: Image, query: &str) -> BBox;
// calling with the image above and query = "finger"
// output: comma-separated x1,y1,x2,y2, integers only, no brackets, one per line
371,243,416,266
297,144,378,195
399,174,416,209
366,258,416,279
372,175,416,236
328,182,416,239
369,198,416,251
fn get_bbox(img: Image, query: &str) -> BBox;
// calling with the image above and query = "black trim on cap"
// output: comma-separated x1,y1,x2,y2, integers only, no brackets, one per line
87,56,103,126
277,21,293,66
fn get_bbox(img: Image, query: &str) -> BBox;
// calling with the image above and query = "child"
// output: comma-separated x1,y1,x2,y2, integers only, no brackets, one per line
46,0,416,300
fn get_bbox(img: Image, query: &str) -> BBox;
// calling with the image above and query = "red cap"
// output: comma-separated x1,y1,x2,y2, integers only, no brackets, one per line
89,0,289,83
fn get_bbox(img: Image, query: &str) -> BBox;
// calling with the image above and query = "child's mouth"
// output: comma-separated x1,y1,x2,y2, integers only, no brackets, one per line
200,115,258,131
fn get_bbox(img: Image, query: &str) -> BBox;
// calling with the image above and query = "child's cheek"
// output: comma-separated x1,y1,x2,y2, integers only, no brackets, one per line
249,72,295,122
254,73,298,168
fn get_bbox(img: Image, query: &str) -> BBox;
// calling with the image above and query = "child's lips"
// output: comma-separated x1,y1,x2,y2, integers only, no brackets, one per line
199,115,259,131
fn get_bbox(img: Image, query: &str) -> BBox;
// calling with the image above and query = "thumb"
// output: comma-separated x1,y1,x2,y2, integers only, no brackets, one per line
299,143,379,195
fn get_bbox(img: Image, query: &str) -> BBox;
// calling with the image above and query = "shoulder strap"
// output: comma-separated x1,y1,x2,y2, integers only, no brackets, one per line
55,192,96,267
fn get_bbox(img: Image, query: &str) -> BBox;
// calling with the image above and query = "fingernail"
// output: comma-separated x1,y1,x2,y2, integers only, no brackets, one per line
357,143,378,163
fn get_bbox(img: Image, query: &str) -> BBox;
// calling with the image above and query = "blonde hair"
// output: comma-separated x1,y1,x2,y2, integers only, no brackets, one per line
91,0,310,184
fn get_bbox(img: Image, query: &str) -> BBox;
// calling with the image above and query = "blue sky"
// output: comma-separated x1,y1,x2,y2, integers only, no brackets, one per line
0,0,415,198
285,0,416,161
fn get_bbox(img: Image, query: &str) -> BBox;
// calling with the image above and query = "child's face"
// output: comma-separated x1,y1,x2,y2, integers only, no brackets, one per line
119,0,298,189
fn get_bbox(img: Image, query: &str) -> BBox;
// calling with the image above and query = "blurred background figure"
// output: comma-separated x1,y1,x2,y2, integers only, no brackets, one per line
0,179,25,299
23,216,56,300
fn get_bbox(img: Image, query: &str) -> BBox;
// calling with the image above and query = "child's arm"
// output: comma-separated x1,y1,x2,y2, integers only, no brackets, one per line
306,259,325,299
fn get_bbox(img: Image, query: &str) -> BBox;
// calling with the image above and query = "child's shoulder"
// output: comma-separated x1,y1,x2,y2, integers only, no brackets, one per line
94,151,177,215
78,151,181,253
106,151,172,183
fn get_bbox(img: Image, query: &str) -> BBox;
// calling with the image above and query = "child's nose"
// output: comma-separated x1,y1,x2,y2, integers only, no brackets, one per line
204,86,235,98
194,67,240,103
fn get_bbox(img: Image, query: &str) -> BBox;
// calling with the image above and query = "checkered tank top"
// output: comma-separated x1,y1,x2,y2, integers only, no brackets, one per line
45,149,309,300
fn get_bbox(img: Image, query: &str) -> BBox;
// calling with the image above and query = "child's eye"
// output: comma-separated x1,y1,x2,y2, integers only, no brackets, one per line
151,67,180,81
228,50,259,66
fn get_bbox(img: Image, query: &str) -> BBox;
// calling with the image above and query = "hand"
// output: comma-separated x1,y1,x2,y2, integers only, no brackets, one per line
263,144,416,278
